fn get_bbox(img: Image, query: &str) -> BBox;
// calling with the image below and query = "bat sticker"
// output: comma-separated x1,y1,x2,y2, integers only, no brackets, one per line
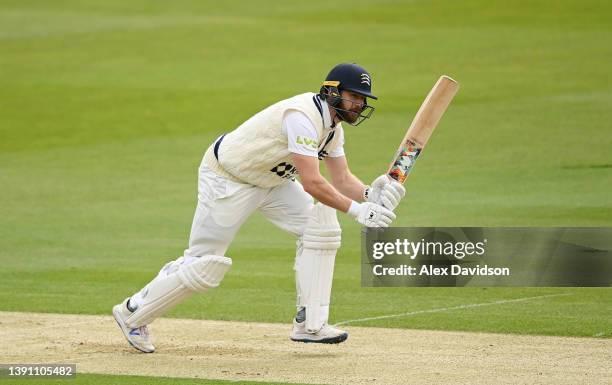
388,140,422,183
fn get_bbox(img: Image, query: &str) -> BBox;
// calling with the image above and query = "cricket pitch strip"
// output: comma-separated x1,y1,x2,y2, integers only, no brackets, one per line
0,311,609,385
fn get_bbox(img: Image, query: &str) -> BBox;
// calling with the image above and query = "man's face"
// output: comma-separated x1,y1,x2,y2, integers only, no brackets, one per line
337,90,366,124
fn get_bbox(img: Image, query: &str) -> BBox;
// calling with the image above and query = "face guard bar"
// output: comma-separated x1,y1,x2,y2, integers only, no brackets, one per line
320,85,375,126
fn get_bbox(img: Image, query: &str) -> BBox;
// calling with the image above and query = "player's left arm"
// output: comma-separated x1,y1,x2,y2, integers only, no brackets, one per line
324,155,368,202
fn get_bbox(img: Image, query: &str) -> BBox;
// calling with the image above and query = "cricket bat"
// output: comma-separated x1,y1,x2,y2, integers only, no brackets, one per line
387,75,459,184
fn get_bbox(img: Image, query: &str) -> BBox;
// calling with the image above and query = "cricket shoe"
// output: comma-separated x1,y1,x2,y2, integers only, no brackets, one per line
290,319,348,344
112,298,155,353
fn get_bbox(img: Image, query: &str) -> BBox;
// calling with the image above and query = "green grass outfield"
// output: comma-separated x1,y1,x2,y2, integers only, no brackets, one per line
1,0,611,370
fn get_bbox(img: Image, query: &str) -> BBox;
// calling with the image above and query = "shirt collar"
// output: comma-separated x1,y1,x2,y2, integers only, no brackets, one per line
316,95,334,129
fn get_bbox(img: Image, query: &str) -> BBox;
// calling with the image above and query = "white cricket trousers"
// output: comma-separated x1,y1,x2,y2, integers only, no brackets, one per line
129,160,316,313
184,163,314,258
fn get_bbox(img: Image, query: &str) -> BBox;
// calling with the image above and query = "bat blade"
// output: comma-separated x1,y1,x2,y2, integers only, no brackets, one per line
387,75,459,184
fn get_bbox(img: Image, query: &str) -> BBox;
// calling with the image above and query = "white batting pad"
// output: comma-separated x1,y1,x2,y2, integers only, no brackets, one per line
295,203,341,332
126,255,232,328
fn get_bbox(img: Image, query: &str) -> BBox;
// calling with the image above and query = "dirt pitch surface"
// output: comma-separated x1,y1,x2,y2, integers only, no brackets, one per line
0,312,610,385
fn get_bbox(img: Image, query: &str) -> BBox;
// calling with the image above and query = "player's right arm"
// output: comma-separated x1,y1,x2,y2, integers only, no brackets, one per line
291,153,352,213
292,154,395,227
282,111,350,212
285,111,395,227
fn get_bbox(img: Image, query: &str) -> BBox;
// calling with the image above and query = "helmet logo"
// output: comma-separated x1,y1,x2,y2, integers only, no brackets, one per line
360,73,371,86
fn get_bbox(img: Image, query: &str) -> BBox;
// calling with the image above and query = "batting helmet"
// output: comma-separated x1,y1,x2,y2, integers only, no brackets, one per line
322,63,377,100
320,63,377,126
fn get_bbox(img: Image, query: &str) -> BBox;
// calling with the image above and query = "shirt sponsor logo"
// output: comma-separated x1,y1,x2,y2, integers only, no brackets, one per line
296,136,318,150
270,162,298,179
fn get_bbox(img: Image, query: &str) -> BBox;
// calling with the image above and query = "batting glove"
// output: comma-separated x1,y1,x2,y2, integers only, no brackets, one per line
364,175,406,210
348,201,396,228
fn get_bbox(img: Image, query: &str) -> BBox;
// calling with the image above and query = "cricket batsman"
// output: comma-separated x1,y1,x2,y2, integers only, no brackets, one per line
112,63,406,352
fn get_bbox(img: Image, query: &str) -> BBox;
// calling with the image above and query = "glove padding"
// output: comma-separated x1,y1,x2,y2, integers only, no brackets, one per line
367,175,406,210
349,201,396,228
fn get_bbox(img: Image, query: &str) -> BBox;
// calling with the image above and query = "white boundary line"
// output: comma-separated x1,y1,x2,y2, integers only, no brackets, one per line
334,293,572,327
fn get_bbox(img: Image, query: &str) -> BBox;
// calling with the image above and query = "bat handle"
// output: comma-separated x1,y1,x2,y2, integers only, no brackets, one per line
387,169,405,184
